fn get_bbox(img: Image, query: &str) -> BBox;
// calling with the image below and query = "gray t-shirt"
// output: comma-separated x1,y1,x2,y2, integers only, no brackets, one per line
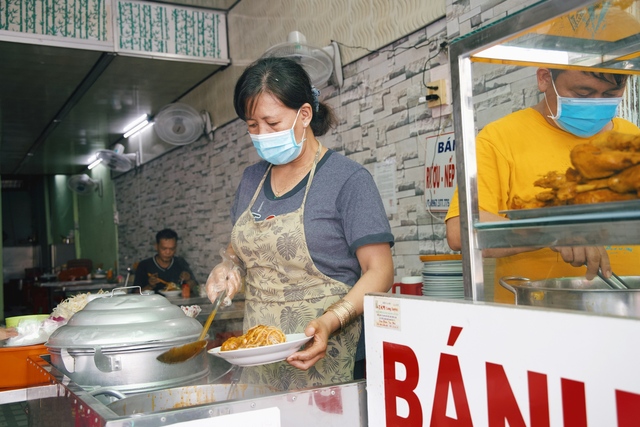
231,149,394,286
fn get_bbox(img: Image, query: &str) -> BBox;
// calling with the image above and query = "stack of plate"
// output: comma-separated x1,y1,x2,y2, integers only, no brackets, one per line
420,254,464,299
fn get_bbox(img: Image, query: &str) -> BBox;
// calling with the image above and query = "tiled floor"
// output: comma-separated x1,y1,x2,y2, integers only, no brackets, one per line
0,402,28,427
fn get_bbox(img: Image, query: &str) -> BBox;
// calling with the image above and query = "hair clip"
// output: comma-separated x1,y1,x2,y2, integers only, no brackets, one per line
311,86,320,112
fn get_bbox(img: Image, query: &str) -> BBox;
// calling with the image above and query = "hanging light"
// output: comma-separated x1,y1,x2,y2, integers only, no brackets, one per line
123,120,153,139
123,114,153,138
87,154,102,170
123,114,148,133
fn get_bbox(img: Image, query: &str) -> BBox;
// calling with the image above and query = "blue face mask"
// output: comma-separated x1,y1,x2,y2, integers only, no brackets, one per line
546,79,622,138
249,109,306,165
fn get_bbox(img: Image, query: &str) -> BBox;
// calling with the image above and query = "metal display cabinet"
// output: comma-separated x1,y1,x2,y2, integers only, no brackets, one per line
449,0,640,302
25,354,367,427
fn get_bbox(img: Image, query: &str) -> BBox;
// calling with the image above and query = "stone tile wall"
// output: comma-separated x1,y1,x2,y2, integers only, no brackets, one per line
114,0,545,287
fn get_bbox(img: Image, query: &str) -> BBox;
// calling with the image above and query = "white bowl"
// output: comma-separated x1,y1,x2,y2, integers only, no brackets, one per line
159,290,182,298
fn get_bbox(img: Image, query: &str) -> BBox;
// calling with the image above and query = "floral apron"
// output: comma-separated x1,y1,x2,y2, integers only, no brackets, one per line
230,144,361,391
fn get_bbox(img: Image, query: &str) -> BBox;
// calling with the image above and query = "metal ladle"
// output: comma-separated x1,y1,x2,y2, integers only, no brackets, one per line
156,289,227,364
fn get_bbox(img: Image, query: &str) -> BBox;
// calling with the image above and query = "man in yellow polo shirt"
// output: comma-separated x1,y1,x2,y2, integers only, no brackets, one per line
445,68,639,303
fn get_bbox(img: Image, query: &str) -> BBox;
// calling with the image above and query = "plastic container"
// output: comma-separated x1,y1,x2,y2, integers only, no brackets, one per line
0,344,49,390
5,314,50,328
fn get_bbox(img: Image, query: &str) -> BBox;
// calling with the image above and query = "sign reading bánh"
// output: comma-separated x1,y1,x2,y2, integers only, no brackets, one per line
364,295,640,427
425,132,456,212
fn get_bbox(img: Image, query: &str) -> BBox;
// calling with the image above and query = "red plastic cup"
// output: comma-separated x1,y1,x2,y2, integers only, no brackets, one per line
392,277,423,295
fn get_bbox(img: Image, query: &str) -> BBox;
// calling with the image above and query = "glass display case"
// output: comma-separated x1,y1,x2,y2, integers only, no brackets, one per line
449,0,640,302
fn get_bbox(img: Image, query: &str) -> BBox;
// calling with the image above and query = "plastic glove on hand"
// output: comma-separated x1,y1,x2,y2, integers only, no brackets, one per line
205,248,244,306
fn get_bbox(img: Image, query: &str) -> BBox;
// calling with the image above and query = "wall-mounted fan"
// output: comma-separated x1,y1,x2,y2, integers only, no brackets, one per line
262,31,343,88
154,103,214,146
67,174,102,197
95,147,137,173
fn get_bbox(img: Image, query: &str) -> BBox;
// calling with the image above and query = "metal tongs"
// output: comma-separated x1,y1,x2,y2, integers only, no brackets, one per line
597,269,630,290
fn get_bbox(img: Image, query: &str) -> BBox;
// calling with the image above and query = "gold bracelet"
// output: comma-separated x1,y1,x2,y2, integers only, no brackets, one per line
325,299,358,330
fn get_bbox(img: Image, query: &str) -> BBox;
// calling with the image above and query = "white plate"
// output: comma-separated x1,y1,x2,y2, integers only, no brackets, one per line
159,290,182,298
424,284,464,290
208,333,313,367
423,276,463,281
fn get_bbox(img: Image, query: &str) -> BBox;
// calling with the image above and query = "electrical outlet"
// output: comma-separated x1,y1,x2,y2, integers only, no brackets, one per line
426,79,448,108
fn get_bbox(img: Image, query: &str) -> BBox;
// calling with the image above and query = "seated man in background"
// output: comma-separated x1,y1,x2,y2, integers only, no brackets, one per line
133,228,198,295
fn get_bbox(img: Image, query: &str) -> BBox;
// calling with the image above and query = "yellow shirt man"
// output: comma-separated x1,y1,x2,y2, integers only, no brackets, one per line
445,68,639,303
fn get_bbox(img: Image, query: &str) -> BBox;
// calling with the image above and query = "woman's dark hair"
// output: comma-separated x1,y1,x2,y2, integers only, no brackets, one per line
550,68,628,88
234,57,337,136
156,228,178,243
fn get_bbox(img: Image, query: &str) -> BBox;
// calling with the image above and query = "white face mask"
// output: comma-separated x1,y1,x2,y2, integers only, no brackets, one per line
249,109,306,165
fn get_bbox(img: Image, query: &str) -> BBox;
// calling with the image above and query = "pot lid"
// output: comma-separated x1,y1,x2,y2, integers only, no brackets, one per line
46,293,202,348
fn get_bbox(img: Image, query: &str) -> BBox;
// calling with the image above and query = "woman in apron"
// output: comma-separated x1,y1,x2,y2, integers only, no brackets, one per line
206,57,394,391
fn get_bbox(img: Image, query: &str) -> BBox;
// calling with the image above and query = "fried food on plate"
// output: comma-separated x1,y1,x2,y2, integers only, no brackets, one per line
571,143,640,179
510,195,549,210
570,189,638,204
148,273,180,291
163,282,180,291
608,163,640,194
510,131,640,210
590,130,640,152
221,325,286,351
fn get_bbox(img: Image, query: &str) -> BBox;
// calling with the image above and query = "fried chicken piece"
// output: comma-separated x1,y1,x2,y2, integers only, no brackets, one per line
534,171,567,189
540,164,640,201
534,168,585,190
570,189,638,205
590,130,640,152
510,195,550,210
608,164,640,194
565,167,583,183
509,192,569,210
570,144,640,179
535,190,557,202
556,178,609,201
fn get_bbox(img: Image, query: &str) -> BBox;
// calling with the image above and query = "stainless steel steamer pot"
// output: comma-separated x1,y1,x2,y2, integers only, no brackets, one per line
499,275,640,318
46,292,209,393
